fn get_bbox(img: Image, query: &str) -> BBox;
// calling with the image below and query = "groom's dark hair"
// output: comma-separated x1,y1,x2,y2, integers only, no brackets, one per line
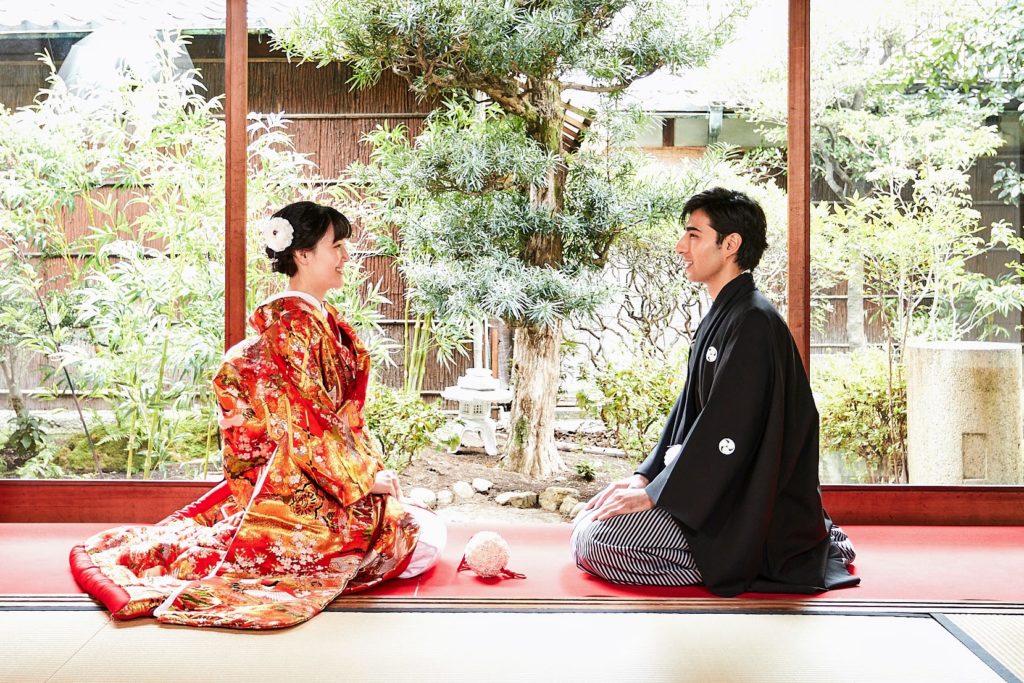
683,188,768,271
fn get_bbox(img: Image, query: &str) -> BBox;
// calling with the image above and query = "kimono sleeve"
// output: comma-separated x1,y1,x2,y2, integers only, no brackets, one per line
645,312,777,531
635,390,685,482
265,312,379,506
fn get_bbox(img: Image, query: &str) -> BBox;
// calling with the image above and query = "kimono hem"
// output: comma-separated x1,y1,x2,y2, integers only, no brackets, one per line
70,295,419,629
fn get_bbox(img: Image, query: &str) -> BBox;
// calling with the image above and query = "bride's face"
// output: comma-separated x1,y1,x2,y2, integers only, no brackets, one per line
296,227,348,292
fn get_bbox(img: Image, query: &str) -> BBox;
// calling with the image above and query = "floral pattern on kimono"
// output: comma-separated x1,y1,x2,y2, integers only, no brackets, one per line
75,295,419,629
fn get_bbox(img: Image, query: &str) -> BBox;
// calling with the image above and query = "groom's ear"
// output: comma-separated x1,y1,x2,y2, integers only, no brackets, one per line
722,233,742,259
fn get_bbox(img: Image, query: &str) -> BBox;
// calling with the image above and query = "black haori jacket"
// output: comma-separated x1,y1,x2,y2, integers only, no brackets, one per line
637,273,859,596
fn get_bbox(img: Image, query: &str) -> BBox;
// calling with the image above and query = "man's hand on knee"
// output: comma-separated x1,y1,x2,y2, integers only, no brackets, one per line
591,486,654,521
584,474,649,513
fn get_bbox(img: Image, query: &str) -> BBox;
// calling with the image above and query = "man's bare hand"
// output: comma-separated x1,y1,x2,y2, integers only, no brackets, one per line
583,474,650,513
591,487,654,521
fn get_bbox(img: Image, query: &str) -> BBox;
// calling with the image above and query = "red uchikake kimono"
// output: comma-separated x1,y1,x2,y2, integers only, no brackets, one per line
70,293,420,629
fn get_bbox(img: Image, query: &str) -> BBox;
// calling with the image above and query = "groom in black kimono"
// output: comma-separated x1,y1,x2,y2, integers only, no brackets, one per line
571,187,859,596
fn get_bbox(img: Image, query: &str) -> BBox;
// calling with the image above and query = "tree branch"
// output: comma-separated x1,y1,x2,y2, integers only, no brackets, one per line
424,175,529,196
559,65,661,95
559,81,629,94
479,81,532,119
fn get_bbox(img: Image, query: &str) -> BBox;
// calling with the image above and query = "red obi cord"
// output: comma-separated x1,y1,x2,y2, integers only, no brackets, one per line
457,557,526,580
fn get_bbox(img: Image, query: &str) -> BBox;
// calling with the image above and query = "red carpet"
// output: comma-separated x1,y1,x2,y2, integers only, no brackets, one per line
2,522,1023,603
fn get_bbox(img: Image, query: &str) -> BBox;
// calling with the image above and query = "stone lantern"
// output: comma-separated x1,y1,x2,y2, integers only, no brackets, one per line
441,368,513,456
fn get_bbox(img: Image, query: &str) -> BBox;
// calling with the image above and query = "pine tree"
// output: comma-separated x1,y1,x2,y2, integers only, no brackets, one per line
275,0,744,476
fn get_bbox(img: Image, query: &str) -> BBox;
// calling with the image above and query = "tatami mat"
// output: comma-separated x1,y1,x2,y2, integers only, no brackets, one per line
943,614,1024,683
0,610,108,683
1,610,1007,683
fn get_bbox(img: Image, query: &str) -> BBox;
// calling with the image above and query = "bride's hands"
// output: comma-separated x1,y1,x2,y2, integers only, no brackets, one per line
371,469,402,498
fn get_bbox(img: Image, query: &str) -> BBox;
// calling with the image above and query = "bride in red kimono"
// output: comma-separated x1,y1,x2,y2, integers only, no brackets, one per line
71,201,445,629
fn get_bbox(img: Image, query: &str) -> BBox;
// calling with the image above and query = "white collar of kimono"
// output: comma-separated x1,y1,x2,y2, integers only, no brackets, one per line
263,290,328,318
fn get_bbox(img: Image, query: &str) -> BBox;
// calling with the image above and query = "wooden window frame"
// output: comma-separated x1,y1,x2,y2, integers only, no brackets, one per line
1,480,1021,524
2,0,1020,526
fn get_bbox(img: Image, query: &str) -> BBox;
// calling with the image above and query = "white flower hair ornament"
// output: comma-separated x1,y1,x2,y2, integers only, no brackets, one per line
457,531,526,579
257,216,294,252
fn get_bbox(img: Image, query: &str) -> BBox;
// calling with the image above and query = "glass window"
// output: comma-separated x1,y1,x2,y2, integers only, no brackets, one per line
0,4,450,481
0,13,227,480
673,115,709,147
808,1,1024,485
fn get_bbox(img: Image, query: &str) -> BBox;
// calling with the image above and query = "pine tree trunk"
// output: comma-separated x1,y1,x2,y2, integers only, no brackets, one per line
497,323,513,385
500,80,569,477
503,321,567,477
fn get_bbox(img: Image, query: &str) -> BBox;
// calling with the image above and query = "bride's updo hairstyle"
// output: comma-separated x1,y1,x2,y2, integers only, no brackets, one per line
265,201,352,277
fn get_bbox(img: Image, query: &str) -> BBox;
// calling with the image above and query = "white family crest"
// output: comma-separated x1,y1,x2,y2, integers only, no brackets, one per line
718,438,735,455
705,346,718,362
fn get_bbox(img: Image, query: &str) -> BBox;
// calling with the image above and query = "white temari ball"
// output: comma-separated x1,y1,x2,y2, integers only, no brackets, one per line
462,531,512,578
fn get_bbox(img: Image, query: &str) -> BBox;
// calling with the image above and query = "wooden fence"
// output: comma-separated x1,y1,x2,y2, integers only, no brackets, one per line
0,32,476,406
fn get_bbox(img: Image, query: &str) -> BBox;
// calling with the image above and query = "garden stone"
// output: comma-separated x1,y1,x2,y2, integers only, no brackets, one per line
509,491,538,508
407,487,437,510
471,478,493,493
539,486,581,512
436,489,454,506
558,496,580,518
906,341,1023,484
452,480,476,500
495,491,538,508
554,418,592,433
494,491,515,505
569,502,586,519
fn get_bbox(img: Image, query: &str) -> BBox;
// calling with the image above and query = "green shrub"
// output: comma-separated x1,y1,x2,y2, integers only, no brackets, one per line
0,41,391,480
0,412,47,471
577,353,686,463
814,350,907,484
54,416,218,478
575,460,597,481
364,383,446,471
56,424,130,474
148,415,222,479
13,446,65,478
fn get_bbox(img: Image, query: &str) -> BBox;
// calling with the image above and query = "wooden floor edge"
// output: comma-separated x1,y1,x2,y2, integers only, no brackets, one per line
4,594,1022,616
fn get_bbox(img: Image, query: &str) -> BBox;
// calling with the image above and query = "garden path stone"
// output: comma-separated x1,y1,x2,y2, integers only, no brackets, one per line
407,487,437,509
436,489,454,506
494,491,538,508
452,481,476,500
471,478,492,493
558,496,580,518
539,486,581,512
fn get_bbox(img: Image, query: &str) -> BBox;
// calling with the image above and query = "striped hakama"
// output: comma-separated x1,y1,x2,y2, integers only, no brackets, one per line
571,507,856,587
